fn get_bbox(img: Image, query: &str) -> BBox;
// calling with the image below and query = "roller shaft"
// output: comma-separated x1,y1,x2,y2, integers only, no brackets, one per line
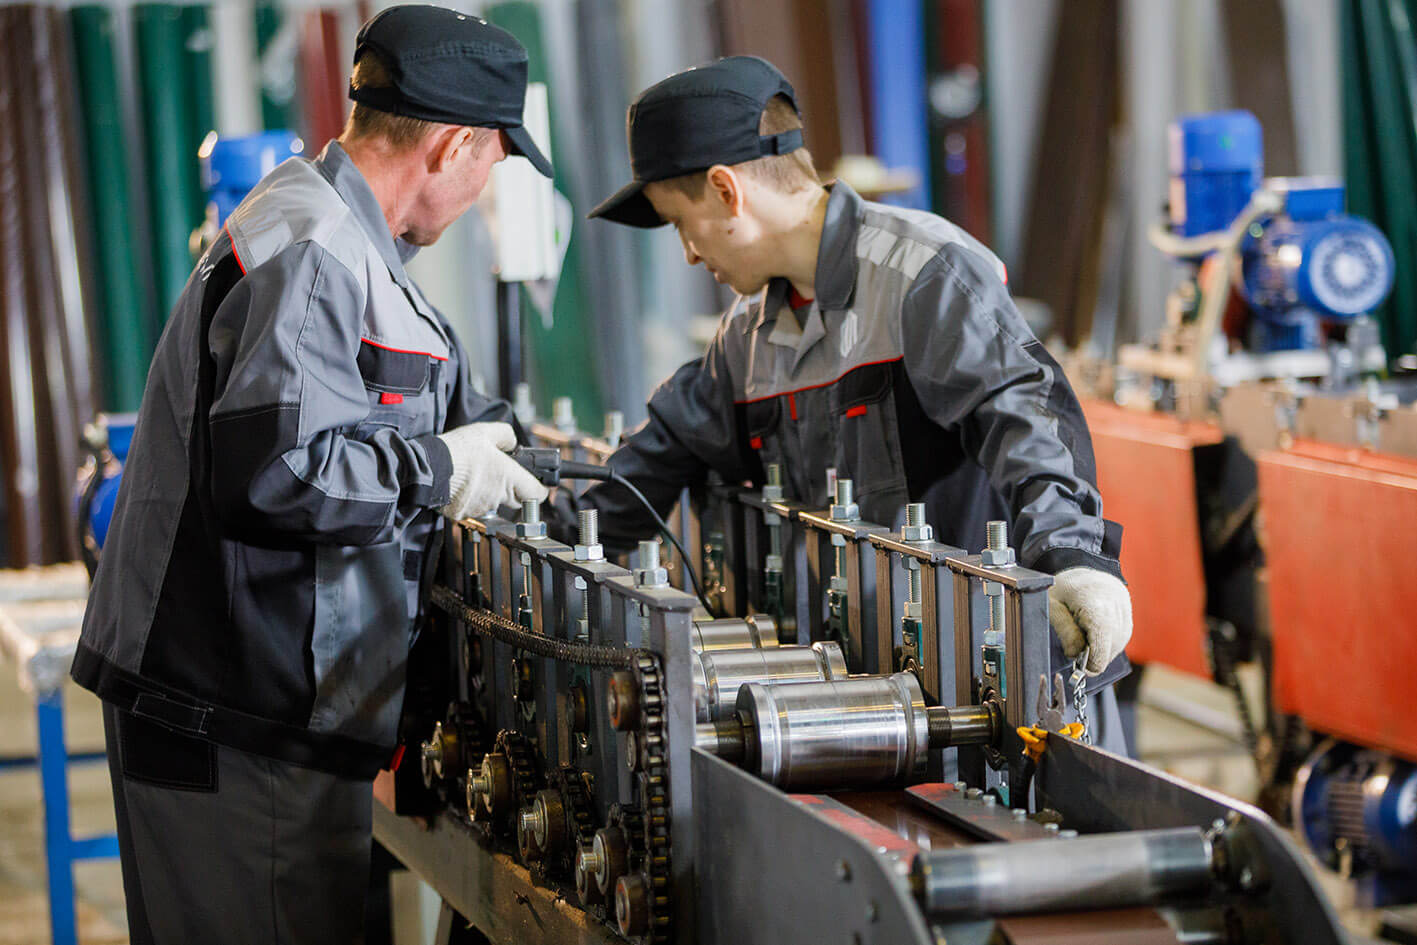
912,827,1215,917
924,704,999,748
692,641,846,722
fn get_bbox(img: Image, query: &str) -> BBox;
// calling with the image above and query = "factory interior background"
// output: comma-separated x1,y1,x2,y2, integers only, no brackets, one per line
0,0,1414,943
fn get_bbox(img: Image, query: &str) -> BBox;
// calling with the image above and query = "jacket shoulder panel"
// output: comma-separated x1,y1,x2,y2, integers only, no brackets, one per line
226,159,367,279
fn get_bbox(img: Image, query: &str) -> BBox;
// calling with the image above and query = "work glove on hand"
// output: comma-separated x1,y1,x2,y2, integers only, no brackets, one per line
1048,567,1133,675
437,422,547,520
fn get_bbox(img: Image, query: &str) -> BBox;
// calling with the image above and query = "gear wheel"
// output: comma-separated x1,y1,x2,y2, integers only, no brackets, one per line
468,729,539,836
541,765,596,880
632,653,672,943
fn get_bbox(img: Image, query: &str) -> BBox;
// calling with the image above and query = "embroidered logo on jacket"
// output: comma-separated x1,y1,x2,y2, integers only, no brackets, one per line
838,310,861,357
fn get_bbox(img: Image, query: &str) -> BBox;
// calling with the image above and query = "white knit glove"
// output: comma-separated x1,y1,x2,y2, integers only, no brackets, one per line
1048,567,1133,675
437,422,547,520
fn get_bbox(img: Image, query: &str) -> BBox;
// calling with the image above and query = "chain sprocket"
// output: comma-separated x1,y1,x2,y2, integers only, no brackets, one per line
544,764,597,879
633,652,672,943
492,729,540,827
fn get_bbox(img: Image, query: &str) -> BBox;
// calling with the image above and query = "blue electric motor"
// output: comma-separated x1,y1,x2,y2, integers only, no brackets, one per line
1166,110,1395,354
77,414,136,572
1168,110,1264,237
1240,179,1395,352
199,130,303,225
1294,740,1417,905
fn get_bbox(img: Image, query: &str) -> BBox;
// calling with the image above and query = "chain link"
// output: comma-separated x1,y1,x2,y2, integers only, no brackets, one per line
1070,648,1091,745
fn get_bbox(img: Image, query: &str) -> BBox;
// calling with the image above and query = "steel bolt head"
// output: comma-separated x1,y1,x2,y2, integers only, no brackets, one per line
903,601,923,620
573,543,604,562
980,546,1015,567
901,522,933,542
829,501,860,522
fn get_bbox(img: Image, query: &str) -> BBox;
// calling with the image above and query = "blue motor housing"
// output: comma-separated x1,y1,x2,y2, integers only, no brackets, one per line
199,130,303,226
1294,739,1417,905
77,414,137,555
1168,110,1264,237
1240,179,1395,352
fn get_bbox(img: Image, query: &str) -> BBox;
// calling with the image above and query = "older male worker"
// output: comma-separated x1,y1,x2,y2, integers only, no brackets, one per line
71,7,548,943
580,56,1134,751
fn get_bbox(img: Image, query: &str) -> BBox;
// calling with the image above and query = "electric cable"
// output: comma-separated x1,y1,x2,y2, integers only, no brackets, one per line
608,470,718,616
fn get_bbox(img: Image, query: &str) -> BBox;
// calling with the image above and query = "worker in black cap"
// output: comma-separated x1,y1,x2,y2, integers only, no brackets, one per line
73,7,548,943
580,56,1134,755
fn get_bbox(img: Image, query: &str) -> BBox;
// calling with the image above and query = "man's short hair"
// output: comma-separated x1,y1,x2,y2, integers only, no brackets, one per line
344,50,441,149
660,94,820,200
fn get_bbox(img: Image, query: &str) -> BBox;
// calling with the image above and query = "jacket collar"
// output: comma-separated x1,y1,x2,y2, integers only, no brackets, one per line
748,180,862,335
314,141,416,287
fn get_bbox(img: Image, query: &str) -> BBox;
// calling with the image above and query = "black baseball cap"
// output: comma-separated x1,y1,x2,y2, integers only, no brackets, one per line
349,5,552,178
589,56,802,227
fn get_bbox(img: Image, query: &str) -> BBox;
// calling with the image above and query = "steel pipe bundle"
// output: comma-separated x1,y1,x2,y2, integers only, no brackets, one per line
0,4,100,565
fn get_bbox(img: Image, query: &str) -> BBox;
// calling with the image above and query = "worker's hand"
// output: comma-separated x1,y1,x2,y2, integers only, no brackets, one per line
437,422,547,519
1048,567,1132,675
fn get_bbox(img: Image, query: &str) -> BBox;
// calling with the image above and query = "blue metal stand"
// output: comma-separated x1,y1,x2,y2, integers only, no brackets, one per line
36,690,119,945
864,0,932,209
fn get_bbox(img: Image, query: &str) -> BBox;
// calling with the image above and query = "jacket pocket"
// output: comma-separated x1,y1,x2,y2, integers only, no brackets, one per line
831,363,908,523
743,397,784,469
358,340,429,394
308,542,411,745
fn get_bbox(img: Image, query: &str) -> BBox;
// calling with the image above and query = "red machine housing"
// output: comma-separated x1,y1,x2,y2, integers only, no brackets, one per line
1082,401,1220,679
1257,440,1417,762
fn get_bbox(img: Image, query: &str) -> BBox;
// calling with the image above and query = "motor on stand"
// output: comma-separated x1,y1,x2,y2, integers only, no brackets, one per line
1132,109,1395,391
1238,177,1393,363
1293,739,1417,906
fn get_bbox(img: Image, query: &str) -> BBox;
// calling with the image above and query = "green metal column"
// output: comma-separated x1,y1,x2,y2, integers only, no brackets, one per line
70,5,151,411
182,5,215,224
1342,0,1417,359
486,2,603,420
134,3,205,322
255,1,294,132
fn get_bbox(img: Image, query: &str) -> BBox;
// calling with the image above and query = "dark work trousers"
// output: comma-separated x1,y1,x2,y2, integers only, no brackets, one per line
103,703,375,945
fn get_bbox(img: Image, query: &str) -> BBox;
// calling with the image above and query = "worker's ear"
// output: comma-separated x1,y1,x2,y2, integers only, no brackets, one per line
428,126,473,173
705,164,746,217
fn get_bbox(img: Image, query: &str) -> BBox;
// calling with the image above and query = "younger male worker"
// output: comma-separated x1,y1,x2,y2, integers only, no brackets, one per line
583,57,1133,745
72,7,546,942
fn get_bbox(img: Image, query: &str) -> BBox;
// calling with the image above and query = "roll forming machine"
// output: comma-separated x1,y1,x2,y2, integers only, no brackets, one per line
378,409,1352,945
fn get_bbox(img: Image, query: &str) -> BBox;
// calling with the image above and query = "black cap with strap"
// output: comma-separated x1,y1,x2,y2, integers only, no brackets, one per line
349,4,552,178
589,56,803,227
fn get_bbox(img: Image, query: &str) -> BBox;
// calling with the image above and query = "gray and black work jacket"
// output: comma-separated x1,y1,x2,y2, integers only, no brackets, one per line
584,182,1127,679
73,142,508,778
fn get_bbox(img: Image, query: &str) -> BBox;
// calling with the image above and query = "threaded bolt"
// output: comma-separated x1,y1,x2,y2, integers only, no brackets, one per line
835,478,854,508
520,806,544,840
522,499,540,525
603,411,624,444
909,566,923,604
986,520,1008,551
577,845,602,876
906,503,926,528
579,509,598,547
767,464,783,488
990,593,1006,639
513,382,535,422
638,540,659,571
553,397,576,431
468,772,490,799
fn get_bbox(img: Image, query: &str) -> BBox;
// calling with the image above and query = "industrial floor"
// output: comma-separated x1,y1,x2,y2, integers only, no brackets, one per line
0,663,1372,944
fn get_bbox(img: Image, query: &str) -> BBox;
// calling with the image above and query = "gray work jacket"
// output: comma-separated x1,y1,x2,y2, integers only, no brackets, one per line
73,142,508,776
584,182,1127,681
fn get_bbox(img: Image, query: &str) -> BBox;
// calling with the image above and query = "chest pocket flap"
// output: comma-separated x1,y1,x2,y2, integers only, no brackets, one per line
357,340,429,395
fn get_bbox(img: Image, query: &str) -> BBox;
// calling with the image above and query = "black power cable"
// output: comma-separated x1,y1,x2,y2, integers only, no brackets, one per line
512,446,719,616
